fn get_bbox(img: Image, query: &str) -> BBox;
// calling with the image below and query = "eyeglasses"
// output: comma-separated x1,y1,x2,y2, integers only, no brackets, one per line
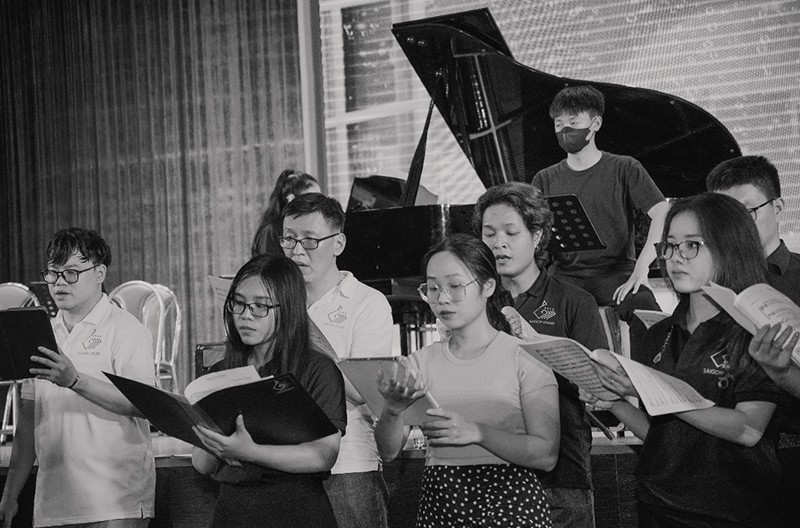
41,265,98,284
278,233,340,250
225,299,280,318
417,279,478,303
746,199,773,221
655,240,705,260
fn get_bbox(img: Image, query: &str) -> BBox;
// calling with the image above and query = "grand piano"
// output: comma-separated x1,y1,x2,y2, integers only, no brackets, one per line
338,8,741,352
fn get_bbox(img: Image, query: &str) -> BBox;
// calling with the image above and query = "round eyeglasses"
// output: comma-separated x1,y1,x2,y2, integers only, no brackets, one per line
41,265,98,284
278,233,340,250
655,240,705,260
225,299,280,318
417,279,478,303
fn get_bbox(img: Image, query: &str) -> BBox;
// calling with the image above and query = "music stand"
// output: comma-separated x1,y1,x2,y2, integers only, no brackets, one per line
27,282,58,317
545,194,606,253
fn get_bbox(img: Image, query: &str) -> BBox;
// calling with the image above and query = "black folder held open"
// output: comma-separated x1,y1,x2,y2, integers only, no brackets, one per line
106,366,338,450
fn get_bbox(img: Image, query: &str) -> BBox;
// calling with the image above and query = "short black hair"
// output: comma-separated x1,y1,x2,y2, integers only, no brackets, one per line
282,192,345,232
46,227,112,267
706,155,781,200
549,85,605,119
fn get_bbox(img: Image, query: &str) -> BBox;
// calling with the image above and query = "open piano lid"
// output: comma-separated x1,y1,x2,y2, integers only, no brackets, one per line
391,8,741,196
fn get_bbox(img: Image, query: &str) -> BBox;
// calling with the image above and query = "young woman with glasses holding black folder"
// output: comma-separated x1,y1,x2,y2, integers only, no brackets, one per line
191,254,345,528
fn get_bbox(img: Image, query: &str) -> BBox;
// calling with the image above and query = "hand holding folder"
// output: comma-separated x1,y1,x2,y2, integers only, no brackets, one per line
106,366,337,450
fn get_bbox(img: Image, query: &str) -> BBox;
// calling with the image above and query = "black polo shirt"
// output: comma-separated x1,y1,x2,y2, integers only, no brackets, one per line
767,240,800,306
767,241,800,438
515,271,607,490
636,300,786,526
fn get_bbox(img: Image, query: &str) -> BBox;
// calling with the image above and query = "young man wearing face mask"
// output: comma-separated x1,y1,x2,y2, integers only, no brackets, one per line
530,85,669,323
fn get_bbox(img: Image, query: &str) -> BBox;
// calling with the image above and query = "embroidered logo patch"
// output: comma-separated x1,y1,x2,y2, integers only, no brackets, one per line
710,351,729,369
83,333,102,350
532,300,556,321
272,378,295,394
327,305,347,325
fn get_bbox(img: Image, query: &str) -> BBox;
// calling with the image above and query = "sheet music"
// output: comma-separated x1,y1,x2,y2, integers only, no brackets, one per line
518,340,620,401
633,310,671,329
705,282,800,365
735,283,800,364
207,275,232,302
613,354,714,416
702,283,757,334
184,365,263,404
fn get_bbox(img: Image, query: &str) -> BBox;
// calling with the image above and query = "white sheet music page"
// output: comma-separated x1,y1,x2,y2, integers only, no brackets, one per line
609,353,714,416
518,339,620,401
184,365,264,405
633,309,671,329
734,283,800,365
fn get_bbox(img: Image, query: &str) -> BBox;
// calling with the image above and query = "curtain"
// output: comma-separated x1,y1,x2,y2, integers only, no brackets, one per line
0,0,306,391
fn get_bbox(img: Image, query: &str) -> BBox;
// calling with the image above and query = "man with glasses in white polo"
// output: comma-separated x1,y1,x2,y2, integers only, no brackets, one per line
281,193,394,528
0,227,156,528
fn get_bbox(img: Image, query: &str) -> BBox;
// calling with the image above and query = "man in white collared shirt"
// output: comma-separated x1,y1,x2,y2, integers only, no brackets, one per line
282,194,394,528
0,228,156,528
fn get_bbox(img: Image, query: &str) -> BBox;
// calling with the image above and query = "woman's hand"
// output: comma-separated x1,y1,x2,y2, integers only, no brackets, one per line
591,361,638,398
420,408,481,446
579,387,618,411
193,415,254,463
749,323,799,377
377,361,428,416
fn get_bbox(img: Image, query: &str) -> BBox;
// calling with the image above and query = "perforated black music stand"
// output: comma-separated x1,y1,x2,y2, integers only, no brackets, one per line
545,194,606,253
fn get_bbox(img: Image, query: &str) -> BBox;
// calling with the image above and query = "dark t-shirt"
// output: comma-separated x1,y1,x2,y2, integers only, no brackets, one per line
515,271,608,490
531,152,664,277
210,349,347,484
636,301,786,527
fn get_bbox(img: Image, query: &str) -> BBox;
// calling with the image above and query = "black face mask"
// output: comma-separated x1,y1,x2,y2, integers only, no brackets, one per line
555,123,595,154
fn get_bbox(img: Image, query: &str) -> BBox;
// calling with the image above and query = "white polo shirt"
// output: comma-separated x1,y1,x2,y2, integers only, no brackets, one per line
308,271,394,474
21,294,156,527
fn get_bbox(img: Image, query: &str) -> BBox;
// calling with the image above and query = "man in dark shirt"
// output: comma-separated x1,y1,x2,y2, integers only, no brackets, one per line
474,182,608,528
707,155,800,526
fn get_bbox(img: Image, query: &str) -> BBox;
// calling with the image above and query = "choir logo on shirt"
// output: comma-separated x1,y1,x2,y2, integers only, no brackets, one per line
271,378,295,394
327,305,348,326
79,332,103,356
704,351,730,376
530,301,556,325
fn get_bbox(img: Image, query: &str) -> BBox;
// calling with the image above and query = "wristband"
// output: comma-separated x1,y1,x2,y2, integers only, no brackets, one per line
67,372,80,389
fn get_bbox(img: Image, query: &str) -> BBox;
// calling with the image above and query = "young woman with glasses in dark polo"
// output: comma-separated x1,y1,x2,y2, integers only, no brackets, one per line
583,192,787,528
191,254,345,528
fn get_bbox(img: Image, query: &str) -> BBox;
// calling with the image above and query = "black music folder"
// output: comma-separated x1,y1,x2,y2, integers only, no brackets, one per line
106,368,338,450
545,194,606,253
0,307,59,380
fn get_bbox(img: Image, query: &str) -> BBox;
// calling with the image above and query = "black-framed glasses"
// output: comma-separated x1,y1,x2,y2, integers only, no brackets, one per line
225,299,280,318
278,233,341,250
655,240,705,260
417,279,478,303
746,199,774,221
41,265,98,284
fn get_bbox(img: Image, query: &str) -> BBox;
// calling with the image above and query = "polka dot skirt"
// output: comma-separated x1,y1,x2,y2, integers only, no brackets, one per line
416,464,553,528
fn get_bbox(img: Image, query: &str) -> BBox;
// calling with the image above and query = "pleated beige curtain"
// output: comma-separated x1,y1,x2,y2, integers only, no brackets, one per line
0,0,306,390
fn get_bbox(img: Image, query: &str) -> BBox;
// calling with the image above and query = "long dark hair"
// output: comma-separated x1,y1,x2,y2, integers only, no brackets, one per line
251,170,318,257
222,254,311,376
660,193,768,375
422,234,512,334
